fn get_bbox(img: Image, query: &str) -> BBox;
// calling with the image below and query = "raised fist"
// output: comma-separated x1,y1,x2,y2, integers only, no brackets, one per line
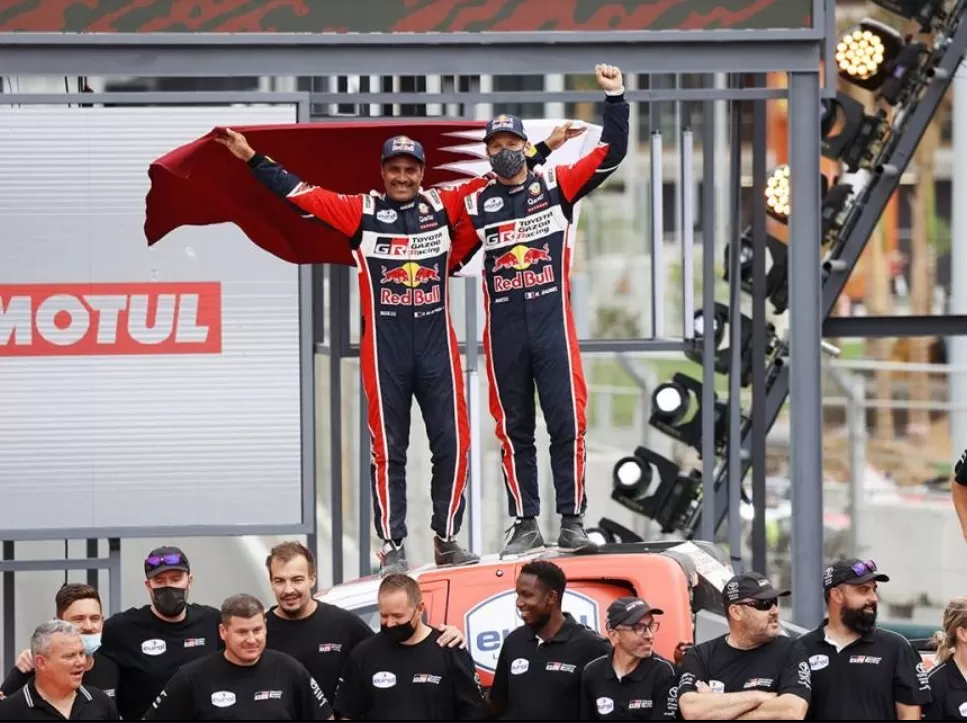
595,64,624,93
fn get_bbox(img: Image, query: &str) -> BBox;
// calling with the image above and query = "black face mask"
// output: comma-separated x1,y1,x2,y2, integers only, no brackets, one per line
841,603,877,635
152,586,188,617
489,148,527,179
381,620,416,645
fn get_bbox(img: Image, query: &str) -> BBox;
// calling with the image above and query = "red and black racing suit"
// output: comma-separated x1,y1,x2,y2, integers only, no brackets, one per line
453,91,629,520
246,149,547,543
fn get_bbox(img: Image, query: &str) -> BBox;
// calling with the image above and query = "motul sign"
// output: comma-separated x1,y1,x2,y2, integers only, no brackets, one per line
0,283,222,357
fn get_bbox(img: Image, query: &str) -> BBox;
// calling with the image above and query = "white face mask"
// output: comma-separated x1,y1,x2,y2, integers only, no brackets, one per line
81,633,102,656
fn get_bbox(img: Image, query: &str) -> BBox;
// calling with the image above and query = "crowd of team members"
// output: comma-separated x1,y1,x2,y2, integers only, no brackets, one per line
0,542,965,720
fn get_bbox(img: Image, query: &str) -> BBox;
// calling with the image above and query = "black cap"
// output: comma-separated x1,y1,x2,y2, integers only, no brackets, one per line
823,559,889,592
381,135,425,164
483,113,528,143
722,571,791,606
144,546,190,579
606,596,664,628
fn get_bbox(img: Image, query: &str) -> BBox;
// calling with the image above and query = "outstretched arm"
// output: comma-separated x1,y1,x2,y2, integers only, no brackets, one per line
554,64,630,213
216,128,364,240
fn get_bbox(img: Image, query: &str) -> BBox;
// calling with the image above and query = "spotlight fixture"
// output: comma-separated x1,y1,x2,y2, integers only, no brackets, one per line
724,227,790,314
611,447,703,534
869,0,946,33
764,164,854,241
584,518,644,547
649,373,729,456
685,303,779,388
836,19,928,106
821,92,888,172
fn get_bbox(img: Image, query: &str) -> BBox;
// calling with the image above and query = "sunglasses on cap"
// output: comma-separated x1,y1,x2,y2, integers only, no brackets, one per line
735,598,778,611
145,553,186,570
850,559,877,576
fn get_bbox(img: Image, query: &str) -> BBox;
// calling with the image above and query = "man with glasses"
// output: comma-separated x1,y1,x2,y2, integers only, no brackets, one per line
99,546,222,721
580,597,677,720
798,559,931,720
677,571,811,721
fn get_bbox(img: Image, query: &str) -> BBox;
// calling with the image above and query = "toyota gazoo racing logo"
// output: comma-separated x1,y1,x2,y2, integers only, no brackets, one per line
489,243,555,293
379,262,442,306
0,282,221,357
464,589,598,675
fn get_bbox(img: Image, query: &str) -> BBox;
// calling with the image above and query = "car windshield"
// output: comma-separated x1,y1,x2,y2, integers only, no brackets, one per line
352,604,380,632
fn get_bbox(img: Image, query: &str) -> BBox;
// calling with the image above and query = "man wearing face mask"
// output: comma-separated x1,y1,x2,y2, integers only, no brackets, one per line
451,64,630,556
98,546,222,721
333,573,487,720
489,560,611,720
217,127,572,576
263,541,467,705
798,559,931,720
1,584,119,700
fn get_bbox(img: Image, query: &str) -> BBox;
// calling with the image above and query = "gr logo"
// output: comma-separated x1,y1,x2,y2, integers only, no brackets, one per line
464,589,599,674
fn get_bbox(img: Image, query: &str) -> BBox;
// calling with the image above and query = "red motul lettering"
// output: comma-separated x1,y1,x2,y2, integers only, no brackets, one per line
0,283,222,357
380,286,442,306
493,267,556,293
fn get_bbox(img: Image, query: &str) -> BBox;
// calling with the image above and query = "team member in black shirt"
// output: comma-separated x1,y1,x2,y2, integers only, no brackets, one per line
924,596,967,720
677,571,811,720
581,597,678,720
143,593,333,720
1,583,119,699
333,573,486,720
798,558,930,720
581,596,677,720
99,545,222,720
263,541,469,704
489,560,611,720
0,620,119,721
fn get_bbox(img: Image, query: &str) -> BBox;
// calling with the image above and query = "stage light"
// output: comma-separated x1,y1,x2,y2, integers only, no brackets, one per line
764,164,853,240
685,303,779,388
611,447,703,534
724,227,790,315
586,527,613,546
821,92,888,172
582,518,645,547
836,19,928,106
649,373,729,456
869,0,945,32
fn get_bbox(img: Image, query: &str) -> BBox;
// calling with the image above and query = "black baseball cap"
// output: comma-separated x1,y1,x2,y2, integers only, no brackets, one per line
381,135,425,164
606,596,664,628
144,546,190,579
823,559,889,592
483,113,528,143
722,571,790,606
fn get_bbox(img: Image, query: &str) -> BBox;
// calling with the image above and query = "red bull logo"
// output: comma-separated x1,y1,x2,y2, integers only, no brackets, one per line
380,262,442,306
491,244,555,293
390,136,416,152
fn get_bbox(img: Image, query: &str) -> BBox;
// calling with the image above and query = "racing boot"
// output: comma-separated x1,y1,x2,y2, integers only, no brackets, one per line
433,536,480,567
378,539,408,576
500,517,545,557
558,515,594,551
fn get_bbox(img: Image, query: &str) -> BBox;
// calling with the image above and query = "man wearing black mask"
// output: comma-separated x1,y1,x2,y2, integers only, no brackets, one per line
333,573,486,720
488,560,611,720
99,546,222,721
798,559,931,720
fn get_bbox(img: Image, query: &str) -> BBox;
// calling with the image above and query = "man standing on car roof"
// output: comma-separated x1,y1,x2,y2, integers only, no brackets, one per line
143,593,333,721
217,124,575,575
451,64,629,556
98,546,222,721
581,597,678,720
333,573,487,720
676,571,811,721
261,540,467,704
488,560,611,720
797,559,931,720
